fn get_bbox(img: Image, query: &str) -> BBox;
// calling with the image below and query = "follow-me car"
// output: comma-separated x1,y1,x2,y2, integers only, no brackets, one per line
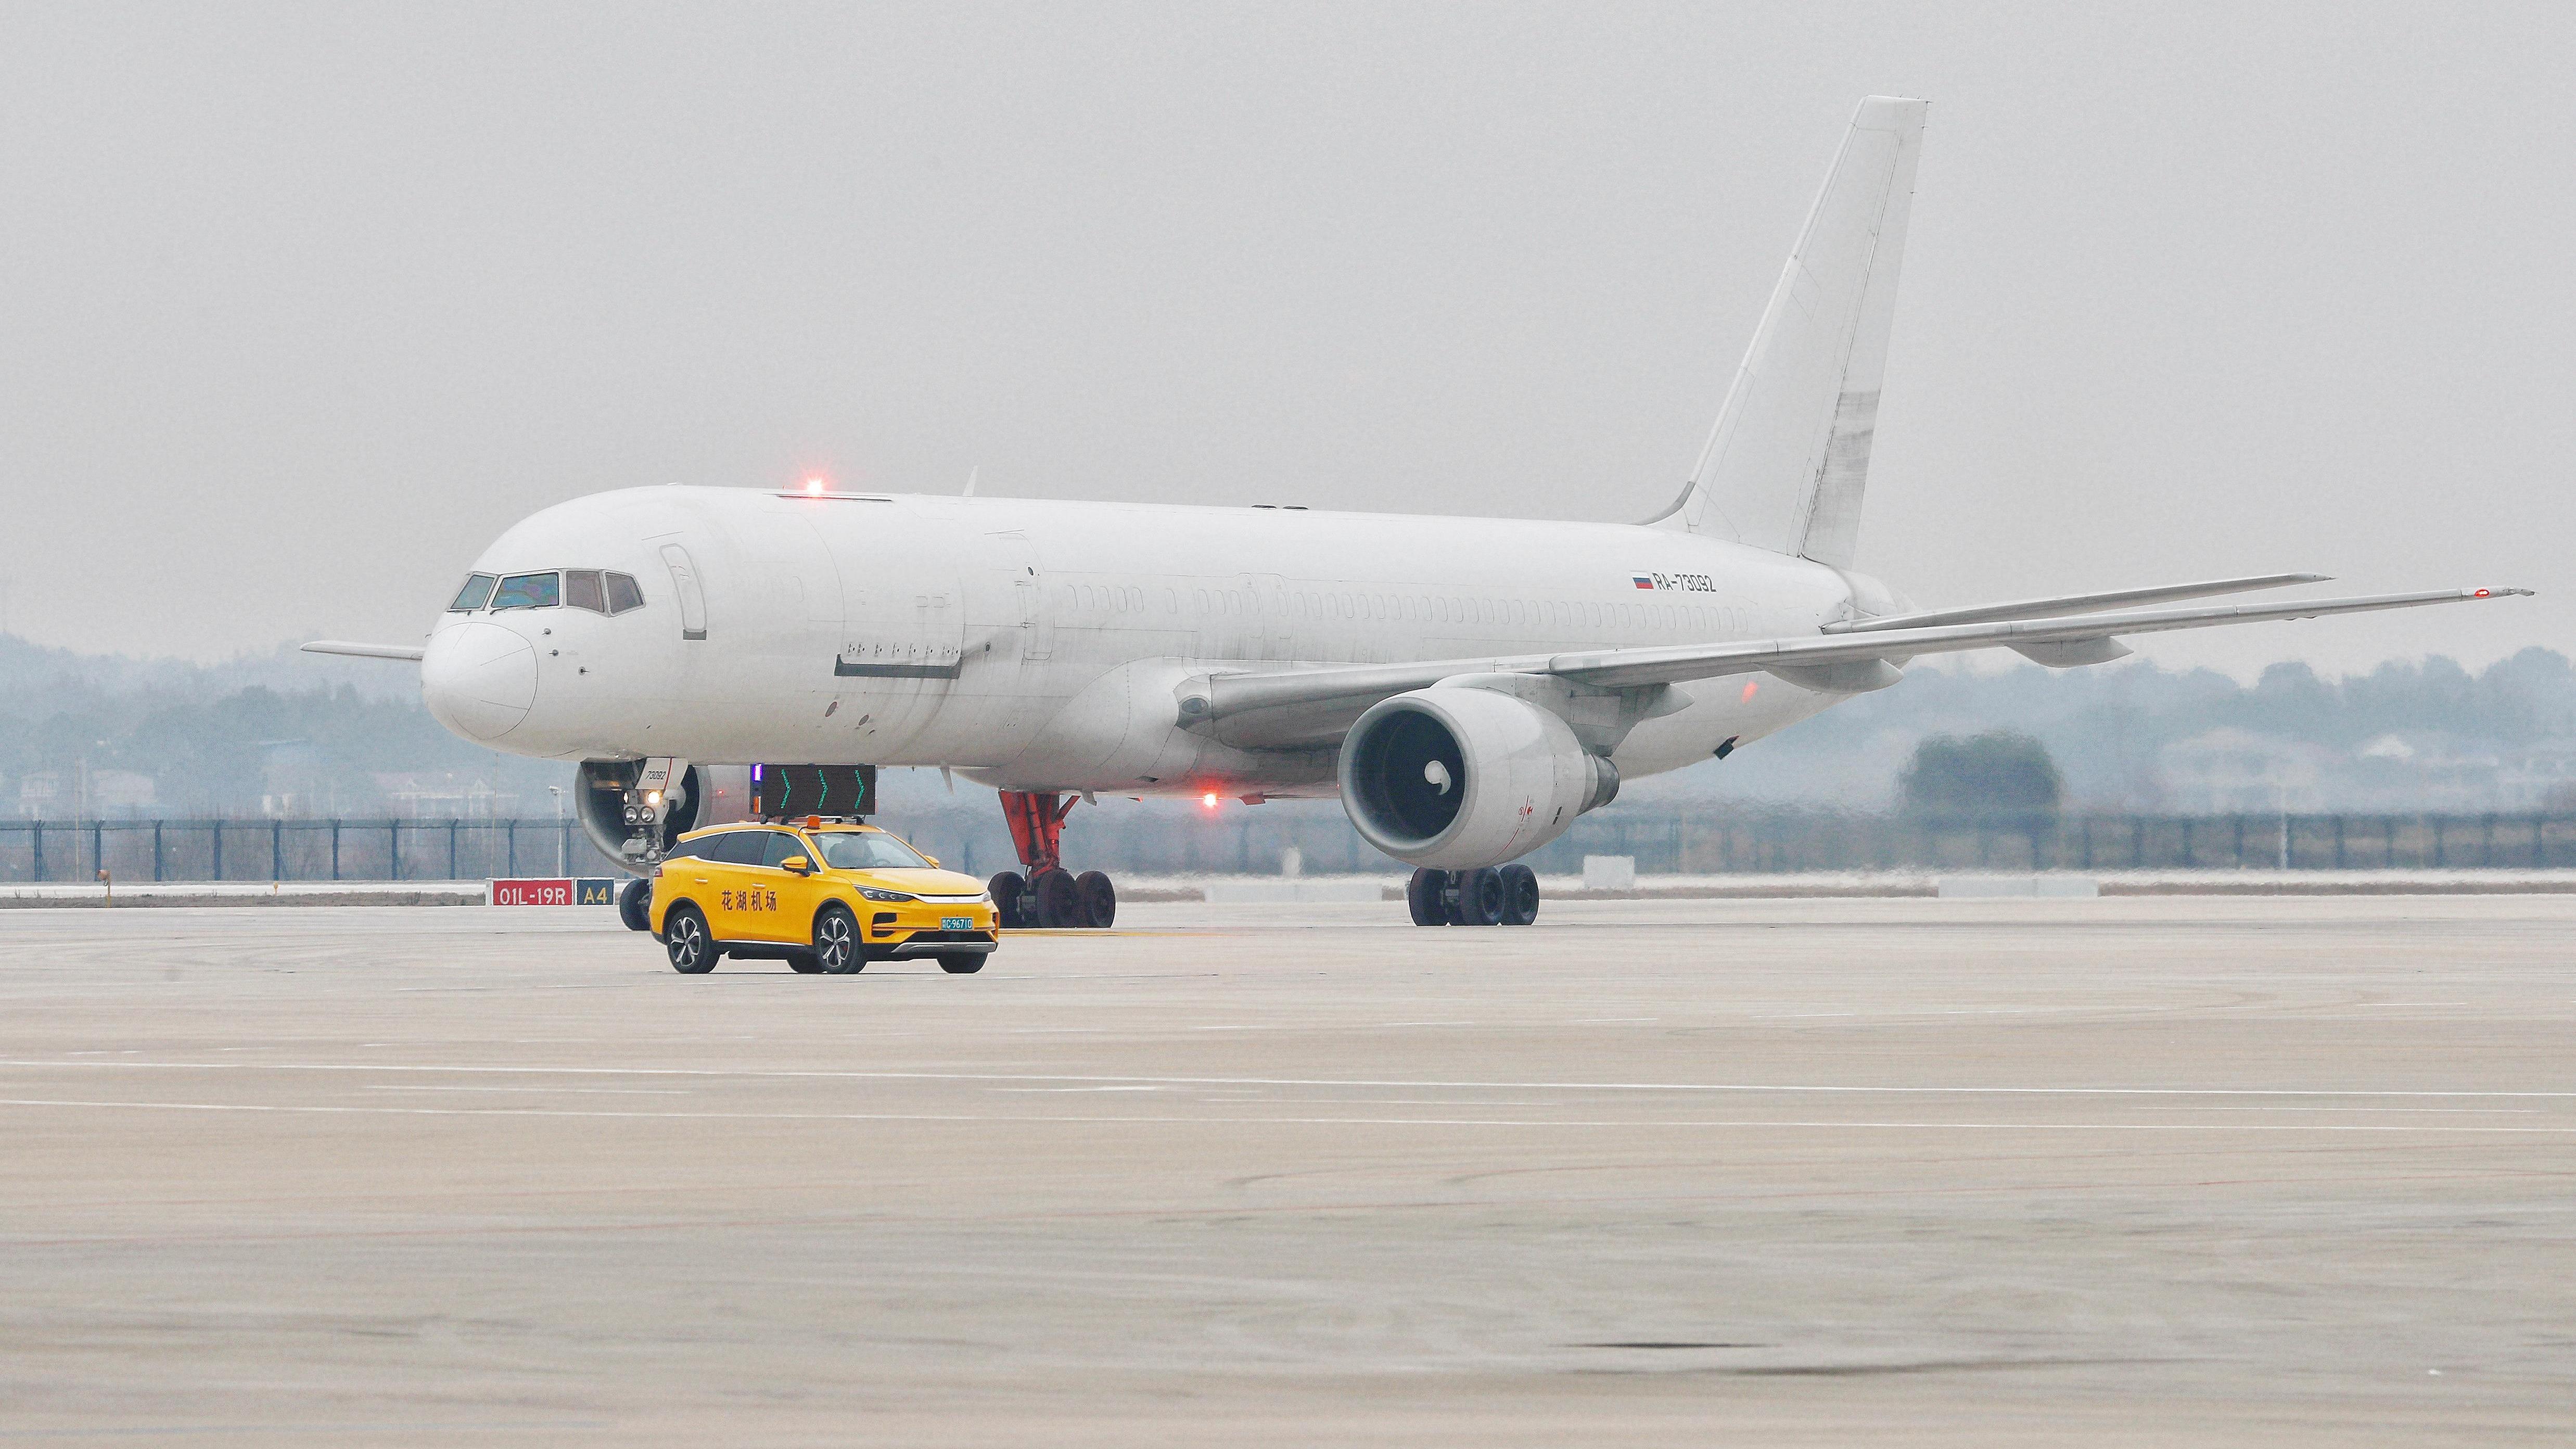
650,820,998,975
311,97,2528,936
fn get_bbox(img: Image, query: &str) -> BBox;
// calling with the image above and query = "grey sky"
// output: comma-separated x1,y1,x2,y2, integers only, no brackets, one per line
3,2,2568,678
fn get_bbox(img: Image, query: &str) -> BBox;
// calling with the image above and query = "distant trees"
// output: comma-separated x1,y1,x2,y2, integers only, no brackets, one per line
1899,730,2063,817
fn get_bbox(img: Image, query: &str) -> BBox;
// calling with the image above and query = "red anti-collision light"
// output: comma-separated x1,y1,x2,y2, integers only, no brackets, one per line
2475,588,2491,598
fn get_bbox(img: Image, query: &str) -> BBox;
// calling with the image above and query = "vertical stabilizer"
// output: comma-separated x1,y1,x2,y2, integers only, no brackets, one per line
1650,97,1924,568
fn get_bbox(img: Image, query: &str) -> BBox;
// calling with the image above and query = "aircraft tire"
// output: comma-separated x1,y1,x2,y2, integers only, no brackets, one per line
618,877,652,932
937,953,986,974
1406,869,1449,926
989,871,1028,929
663,906,717,973
1075,870,1117,929
1452,868,1504,926
1030,867,1083,928
813,904,865,974
1498,864,1540,926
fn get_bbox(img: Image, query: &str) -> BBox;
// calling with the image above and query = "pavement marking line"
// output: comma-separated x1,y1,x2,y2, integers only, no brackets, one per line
4,1060,2573,1100
7,1099,2576,1134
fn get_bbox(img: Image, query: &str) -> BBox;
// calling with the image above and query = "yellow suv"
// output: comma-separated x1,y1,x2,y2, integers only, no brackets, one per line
649,820,999,975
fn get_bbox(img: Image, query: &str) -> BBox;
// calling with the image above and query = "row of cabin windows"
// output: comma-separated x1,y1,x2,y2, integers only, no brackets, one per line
450,570,647,615
1055,581,1742,635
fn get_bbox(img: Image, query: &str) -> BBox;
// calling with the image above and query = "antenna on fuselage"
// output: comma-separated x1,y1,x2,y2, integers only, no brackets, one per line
962,466,979,498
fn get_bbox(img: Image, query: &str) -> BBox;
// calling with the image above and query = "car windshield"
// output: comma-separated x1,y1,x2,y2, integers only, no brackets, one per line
491,572,560,609
814,832,932,870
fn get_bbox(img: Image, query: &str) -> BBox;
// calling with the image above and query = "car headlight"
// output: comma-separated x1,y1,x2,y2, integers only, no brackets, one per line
858,887,918,903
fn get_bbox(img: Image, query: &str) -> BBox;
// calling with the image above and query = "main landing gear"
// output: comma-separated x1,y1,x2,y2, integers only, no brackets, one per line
1407,865,1540,926
987,790,1119,929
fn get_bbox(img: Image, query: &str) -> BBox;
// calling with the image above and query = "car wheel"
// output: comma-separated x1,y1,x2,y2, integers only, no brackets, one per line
787,950,827,974
1031,867,1082,927
618,877,652,932
1498,863,1539,925
1074,870,1116,929
989,871,1027,929
664,906,716,973
1406,869,1449,926
813,903,864,974
937,952,986,974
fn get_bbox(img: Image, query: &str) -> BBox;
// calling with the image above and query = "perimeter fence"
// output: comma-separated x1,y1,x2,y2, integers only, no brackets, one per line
7,809,2571,884
0,818,618,885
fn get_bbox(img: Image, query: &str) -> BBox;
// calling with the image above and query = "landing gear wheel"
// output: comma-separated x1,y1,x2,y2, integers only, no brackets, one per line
989,871,1028,930
662,906,716,973
937,953,986,974
618,877,652,932
1407,869,1449,926
1451,868,1504,926
1030,867,1082,927
1498,864,1540,926
1075,870,1117,929
812,904,864,974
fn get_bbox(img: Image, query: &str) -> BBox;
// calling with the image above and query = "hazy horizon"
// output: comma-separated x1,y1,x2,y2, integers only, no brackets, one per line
4,3,2568,676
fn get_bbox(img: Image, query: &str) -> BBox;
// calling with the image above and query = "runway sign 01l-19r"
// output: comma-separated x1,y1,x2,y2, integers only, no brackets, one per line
490,878,618,907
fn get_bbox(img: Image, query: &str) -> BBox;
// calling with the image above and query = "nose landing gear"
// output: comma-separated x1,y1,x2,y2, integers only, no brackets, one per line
988,790,1119,928
1406,865,1540,926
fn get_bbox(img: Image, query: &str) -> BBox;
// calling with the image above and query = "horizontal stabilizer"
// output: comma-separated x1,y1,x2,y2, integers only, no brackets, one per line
302,640,425,662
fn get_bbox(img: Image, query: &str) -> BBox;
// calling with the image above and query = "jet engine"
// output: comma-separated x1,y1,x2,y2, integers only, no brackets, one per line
1337,686,1619,870
573,760,753,873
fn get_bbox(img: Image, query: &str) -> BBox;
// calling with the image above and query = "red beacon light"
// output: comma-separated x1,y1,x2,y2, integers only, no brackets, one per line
1201,792,1220,809
803,476,826,496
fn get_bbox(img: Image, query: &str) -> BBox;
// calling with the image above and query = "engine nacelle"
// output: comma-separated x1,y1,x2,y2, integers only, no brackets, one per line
573,760,753,873
1337,687,1618,869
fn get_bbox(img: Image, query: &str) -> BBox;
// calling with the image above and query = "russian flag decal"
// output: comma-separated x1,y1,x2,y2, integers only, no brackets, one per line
1631,575,1655,590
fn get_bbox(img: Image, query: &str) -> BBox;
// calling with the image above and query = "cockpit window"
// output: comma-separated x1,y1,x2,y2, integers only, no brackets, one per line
813,832,932,870
490,572,560,610
605,572,645,614
449,574,498,612
564,569,607,613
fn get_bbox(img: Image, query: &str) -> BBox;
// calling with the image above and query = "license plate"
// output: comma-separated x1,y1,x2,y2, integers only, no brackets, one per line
941,916,973,931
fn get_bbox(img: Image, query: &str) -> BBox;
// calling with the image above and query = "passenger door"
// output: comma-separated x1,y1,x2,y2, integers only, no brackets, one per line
758,830,830,945
700,829,770,939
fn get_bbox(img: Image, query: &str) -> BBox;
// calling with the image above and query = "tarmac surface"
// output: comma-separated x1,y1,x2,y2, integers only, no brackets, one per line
2,895,2571,1446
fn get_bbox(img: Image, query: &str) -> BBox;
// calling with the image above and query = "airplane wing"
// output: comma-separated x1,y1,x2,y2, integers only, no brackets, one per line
1184,585,2530,748
301,640,426,662
1823,573,2328,633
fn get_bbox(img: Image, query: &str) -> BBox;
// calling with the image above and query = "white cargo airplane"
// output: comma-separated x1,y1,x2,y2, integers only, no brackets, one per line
312,96,2526,930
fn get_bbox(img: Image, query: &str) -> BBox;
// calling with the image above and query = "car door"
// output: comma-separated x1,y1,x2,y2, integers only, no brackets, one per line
723,828,805,944
756,829,829,945
700,829,771,939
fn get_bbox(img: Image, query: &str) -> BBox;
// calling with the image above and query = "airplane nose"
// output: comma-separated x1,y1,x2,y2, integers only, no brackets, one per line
423,621,538,741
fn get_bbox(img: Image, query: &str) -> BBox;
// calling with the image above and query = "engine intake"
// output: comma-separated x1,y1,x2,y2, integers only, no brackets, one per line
1338,686,1617,869
573,761,751,872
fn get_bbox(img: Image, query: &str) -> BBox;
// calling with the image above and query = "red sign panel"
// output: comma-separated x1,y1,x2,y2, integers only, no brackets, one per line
490,878,575,907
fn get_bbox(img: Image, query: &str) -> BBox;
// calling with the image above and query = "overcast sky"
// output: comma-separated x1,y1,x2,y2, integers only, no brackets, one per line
3,2,2568,679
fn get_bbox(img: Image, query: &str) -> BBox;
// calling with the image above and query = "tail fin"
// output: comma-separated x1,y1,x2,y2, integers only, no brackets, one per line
1649,96,1925,569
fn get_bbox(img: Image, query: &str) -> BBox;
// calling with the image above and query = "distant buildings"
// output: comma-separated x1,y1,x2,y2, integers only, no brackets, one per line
2155,729,2576,814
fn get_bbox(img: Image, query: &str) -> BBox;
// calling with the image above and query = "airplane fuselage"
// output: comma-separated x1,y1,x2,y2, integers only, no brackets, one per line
422,485,1886,798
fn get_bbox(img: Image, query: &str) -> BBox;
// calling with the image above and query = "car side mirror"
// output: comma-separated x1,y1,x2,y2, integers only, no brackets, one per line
781,856,812,874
